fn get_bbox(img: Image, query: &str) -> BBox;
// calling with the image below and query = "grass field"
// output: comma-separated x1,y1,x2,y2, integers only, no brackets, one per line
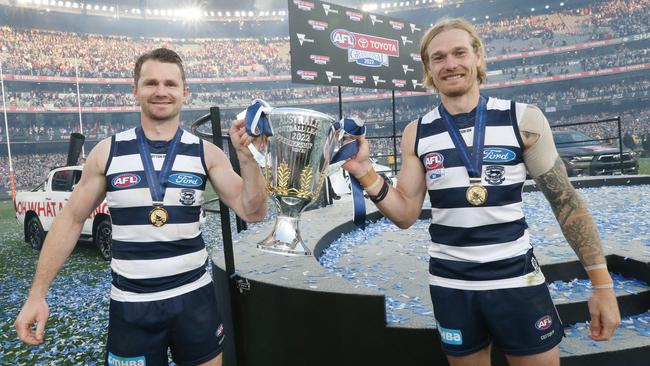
640,158,650,175
0,197,112,364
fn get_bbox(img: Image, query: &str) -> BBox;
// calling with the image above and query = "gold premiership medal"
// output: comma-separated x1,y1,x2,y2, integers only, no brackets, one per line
149,206,169,227
466,183,487,206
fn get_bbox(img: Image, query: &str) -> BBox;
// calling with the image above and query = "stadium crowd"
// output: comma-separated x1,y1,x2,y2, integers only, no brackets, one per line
3,77,649,142
480,0,650,54
5,77,650,112
1,0,649,78
0,153,67,190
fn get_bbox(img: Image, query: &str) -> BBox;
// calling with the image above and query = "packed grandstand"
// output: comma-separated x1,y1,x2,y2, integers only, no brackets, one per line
1,0,649,194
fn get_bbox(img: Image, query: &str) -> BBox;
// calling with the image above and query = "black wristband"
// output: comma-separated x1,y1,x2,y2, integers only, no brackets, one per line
368,176,390,203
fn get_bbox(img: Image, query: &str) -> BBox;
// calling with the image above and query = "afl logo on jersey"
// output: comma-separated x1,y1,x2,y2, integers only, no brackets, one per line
111,174,141,189
535,315,553,331
168,173,203,187
424,152,444,180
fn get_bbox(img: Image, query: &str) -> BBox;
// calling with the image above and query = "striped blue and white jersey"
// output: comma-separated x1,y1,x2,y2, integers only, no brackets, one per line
416,97,545,291
104,127,211,302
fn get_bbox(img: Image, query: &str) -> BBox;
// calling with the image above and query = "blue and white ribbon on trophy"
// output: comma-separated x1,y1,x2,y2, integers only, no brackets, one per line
239,99,274,166
331,117,367,229
244,99,274,137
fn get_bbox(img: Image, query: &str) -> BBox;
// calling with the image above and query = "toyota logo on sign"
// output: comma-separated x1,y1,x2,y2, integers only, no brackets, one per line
359,38,368,48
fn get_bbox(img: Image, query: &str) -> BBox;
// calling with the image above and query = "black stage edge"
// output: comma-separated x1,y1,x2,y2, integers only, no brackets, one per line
212,175,650,366
542,255,650,325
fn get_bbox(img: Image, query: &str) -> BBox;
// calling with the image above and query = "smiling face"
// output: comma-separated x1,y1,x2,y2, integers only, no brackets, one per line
133,60,188,123
424,28,484,98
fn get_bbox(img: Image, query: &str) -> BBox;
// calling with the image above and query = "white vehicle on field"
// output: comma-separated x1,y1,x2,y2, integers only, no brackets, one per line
14,165,112,260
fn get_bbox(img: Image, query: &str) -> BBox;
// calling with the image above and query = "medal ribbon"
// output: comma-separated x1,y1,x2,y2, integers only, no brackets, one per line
136,127,183,205
244,99,274,137
331,118,367,229
438,96,488,180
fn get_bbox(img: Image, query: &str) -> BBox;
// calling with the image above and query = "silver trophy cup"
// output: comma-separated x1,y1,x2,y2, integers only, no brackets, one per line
257,108,338,256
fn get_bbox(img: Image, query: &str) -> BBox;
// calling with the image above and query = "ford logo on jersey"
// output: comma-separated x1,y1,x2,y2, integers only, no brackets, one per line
483,147,516,163
168,173,203,187
111,174,141,189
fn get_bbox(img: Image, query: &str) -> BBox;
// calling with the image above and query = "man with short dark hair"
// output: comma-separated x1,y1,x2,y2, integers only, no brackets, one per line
342,19,620,366
14,48,267,366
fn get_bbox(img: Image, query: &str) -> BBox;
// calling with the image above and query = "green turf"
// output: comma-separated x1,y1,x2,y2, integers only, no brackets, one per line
640,158,650,175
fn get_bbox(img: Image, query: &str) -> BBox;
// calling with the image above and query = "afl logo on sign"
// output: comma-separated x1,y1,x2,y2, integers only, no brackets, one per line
330,29,355,49
535,315,553,331
111,174,141,189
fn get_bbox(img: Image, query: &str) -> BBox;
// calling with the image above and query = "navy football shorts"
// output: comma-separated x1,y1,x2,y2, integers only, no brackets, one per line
430,283,564,356
105,283,225,366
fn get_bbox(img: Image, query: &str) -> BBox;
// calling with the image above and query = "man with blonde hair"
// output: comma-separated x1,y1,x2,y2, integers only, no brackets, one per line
342,18,620,365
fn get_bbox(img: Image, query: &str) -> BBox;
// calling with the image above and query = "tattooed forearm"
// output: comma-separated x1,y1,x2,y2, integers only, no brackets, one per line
534,157,606,267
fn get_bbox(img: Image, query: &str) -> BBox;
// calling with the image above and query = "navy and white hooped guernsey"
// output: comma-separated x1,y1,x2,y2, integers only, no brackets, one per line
416,97,546,291
105,128,211,302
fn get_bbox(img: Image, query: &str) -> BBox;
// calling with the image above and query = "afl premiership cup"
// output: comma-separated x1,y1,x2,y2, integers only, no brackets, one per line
257,108,338,256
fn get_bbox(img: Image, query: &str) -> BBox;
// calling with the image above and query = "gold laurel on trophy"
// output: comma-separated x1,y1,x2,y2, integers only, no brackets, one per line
297,164,313,198
310,172,326,199
265,163,273,193
275,162,290,196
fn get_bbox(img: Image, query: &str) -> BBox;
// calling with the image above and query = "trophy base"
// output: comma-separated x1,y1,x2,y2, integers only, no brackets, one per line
256,242,312,257
257,216,312,256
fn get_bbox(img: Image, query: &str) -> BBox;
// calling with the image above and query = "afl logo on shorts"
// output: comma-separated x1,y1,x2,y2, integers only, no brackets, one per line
535,315,553,330
111,174,141,189
424,152,444,180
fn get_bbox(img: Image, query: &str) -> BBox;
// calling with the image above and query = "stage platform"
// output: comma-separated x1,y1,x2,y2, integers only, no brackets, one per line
208,176,650,366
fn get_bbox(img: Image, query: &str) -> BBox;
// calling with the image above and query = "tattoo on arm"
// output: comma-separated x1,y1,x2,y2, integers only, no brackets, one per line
534,157,606,267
